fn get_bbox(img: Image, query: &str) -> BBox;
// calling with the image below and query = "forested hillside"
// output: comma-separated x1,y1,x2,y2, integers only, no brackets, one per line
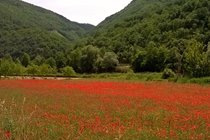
0,0,94,58
82,0,210,77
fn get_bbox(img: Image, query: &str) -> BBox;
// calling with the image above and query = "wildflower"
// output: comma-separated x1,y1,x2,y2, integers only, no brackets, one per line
5,131,11,139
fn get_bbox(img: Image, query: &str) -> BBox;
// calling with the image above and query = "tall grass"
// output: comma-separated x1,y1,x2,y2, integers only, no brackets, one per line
0,98,38,140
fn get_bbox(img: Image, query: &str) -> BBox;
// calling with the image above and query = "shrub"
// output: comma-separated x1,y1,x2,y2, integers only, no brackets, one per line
61,66,76,77
26,64,39,76
0,57,26,76
162,68,176,79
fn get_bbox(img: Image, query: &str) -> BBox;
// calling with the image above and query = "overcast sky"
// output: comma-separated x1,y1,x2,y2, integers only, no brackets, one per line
22,0,132,25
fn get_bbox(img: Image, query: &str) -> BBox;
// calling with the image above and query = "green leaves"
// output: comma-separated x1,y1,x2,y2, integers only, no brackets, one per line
132,46,169,72
21,53,30,67
61,66,76,77
183,40,210,77
0,55,26,76
101,52,119,72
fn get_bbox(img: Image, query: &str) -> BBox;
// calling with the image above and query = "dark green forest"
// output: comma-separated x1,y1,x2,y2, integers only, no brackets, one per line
1,0,210,78
0,0,94,58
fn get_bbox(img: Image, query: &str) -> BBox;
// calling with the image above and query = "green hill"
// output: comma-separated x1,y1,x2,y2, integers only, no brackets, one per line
0,0,94,58
90,0,210,63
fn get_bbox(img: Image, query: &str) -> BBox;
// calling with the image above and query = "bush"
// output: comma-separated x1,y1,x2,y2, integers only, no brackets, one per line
26,64,39,76
0,57,26,76
39,64,56,76
162,68,176,79
61,66,76,77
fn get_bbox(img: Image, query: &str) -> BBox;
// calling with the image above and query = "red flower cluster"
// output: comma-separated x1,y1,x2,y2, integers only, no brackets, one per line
4,131,11,139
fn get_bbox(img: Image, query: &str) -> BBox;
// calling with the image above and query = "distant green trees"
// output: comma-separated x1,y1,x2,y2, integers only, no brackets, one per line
131,39,210,78
0,46,120,76
132,46,169,72
101,52,119,72
68,45,119,73
1,39,210,78
0,55,25,77
183,40,210,77
0,54,57,77
45,57,56,68
80,45,100,73
21,53,30,67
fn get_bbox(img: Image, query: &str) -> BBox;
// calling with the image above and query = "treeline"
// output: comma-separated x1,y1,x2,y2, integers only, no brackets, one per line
0,54,75,77
73,39,210,78
132,39,210,78
0,45,119,77
1,39,210,78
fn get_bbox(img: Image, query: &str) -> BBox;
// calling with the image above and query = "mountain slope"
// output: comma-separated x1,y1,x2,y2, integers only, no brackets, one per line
98,0,170,29
91,0,210,63
0,0,94,58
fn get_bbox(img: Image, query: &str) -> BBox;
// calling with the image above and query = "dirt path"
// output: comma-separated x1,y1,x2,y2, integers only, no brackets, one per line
0,76,81,80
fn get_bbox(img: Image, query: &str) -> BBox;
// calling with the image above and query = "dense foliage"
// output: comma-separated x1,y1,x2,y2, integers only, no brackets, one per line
83,0,210,77
0,0,94,58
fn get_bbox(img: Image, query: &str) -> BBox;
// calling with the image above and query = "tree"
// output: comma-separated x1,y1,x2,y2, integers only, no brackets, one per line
32,55,45,66
39,64,56,76
26,64,39,76
80,45,100,73
132,50,147,72
13,63,25,76
55,52,66,69
67,49,82,72
0,55,25,76
21,53,30,67
0,58,11,76
101,52,119,72
0,55,13,76
183,40,210,77
144,46,169,72
45,57,56,68
132,46,169,72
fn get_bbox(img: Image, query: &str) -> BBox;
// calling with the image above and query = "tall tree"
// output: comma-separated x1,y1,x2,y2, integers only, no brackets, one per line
21,53,30,67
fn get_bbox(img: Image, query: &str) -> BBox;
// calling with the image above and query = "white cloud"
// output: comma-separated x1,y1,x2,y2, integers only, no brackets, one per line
22,0,132,25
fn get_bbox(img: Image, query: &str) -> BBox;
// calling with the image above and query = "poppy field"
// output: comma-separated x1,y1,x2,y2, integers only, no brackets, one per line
0,79,209,140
